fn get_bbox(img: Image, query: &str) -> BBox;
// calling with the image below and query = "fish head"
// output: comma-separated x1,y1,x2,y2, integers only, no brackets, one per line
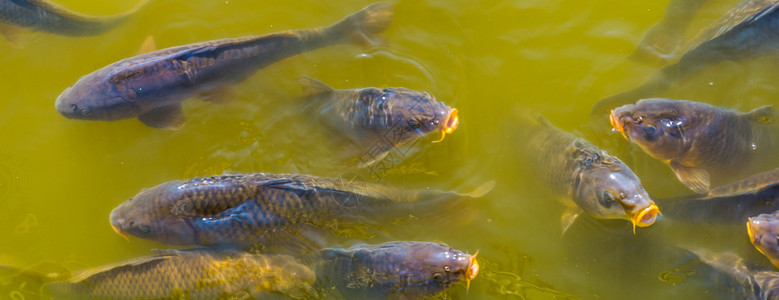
365,87,458,144
574,157,659,230
109,181,195,245
610,98,702,161
747,212,779,267
379,242,478,297
55,74,139,121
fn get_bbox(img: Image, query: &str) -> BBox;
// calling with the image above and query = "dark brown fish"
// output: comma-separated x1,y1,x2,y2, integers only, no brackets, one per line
591,0,779,115
610,98,776,194
687,247,779,300
0,0,140,38
300,76,459,166
512,111,659,233
1,249,315,300
748,210,779,268
316,241,478,300
109,173,492,248
55,2,393,129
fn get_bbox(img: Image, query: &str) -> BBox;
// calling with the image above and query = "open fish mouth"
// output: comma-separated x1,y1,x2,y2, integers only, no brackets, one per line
434,108,459,143
465,250,479,291
631,203,660,233
609,109,629,140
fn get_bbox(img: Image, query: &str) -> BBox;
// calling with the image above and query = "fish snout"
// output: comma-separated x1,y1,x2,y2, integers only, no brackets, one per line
609,109,636,140
632,203,660,228
433,108,459,143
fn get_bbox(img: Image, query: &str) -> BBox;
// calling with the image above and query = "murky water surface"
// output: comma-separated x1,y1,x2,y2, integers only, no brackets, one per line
1,0,777,299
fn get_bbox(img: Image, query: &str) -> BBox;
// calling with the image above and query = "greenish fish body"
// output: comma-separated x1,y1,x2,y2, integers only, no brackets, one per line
37,249,315,300
299,77,459,166
55,2,393,129
610,98,777,194
110,173,487,248
514,112,659,232
0,0,132,36
316,241,479,300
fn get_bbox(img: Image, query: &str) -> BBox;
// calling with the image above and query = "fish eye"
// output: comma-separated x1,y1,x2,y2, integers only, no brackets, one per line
81,108,94,117
643,125,656,135
137,225,151,233
433,273,445,283
600,191,615,208
408,119,421,129
444,265,451,272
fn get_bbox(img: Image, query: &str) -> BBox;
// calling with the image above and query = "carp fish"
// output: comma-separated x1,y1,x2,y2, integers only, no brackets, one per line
109,172,492,249
592,0,779,115
315,241,479,300
609,98,776,194
0,0,143,39
686,247,779,300
513,111,660,233
2,249,315,300
748,210,779,268
55,2,393,129
299,76,459,166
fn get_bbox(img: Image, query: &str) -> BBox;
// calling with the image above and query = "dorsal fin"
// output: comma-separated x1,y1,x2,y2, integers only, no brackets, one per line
68,253,176,283
747,105,774,125
298,76,334,96
707,167,779,198
137,35,156,54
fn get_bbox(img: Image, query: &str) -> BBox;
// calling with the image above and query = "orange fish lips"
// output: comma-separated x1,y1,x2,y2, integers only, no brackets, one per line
631,203,660,233
609,109,629,140
111,223,131,242
434,108,459,143
465,250,479,291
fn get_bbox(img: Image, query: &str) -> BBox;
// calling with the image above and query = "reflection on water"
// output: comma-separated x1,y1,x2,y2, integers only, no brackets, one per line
2,0,779,299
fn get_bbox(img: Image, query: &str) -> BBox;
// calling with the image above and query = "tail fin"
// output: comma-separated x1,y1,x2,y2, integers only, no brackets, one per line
328,2,393,45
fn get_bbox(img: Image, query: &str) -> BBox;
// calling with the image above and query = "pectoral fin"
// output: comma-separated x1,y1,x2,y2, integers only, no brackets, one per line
298,76,334,97
561,206,583,235
670,161,710,194
747,105,774,125
138,104,185,130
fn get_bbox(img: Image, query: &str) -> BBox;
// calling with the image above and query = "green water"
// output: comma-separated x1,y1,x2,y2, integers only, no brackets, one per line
1,0,777,299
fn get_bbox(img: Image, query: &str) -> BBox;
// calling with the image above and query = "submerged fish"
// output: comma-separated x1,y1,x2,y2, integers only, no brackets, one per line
609,98,776,194
748,210,779,268
110,173,492,248
592,0,779,115
55,2,393,129
686,247,779,300
316,241,479,299
659,168,779,224
0,0,141,38
300,76,459,166
513,112,659,233
3,249,315,300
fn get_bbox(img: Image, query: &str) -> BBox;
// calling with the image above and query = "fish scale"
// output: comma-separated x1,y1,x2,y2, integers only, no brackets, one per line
42,250,315,300
110,172,484,247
